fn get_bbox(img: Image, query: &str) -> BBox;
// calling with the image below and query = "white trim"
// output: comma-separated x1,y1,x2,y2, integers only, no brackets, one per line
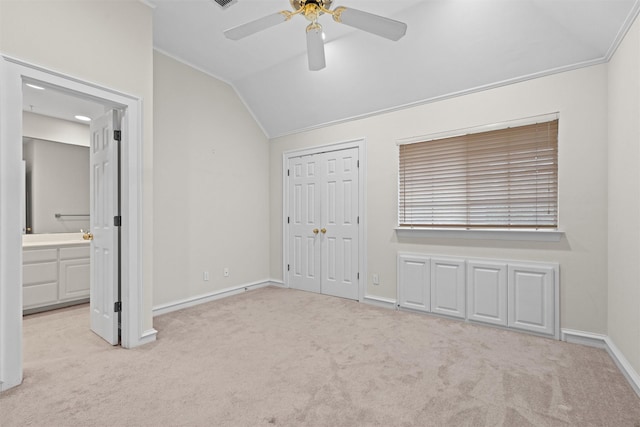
138,0,156,9
604,0,640,61
282,138,367,302
268,59,604,139
561,328,607,349
396,112,559,146
152,280,276,316
396,227,564,242
362,295,397,310
561,329,640,398
139,328,158,345
604,336,640,398
0,55,146,391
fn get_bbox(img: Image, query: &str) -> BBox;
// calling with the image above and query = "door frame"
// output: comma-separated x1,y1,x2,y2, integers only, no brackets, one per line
282,138,367,301
0,55,148,391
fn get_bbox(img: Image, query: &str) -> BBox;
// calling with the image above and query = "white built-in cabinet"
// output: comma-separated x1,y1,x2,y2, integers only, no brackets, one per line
23,244,90,312
430,258,466,319
397,253,559,338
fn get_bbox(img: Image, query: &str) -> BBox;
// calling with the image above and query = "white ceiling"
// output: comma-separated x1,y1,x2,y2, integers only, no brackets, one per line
149,0,639,138
23,0,640,138
22,80,109,125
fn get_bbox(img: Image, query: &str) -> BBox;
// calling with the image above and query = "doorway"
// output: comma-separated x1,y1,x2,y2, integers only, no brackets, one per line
283,139,367,301
0,55,150,392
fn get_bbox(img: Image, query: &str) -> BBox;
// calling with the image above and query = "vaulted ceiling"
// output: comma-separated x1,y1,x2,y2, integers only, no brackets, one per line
151,0,638,137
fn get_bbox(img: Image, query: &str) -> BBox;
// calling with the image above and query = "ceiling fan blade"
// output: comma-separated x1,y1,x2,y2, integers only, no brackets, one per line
224,12,288,40
306,25,326,71
334,7,407,41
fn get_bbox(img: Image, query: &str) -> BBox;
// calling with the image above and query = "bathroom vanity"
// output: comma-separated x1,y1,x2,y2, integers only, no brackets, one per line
22,233,90,314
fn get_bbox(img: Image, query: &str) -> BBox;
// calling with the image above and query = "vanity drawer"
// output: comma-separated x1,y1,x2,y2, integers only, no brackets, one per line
23,261,58,285
23,282,58,308
60,246,90,260
23,248,57,263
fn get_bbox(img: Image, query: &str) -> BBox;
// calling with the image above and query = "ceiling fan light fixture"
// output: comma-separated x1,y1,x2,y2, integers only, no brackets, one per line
223,0,407,69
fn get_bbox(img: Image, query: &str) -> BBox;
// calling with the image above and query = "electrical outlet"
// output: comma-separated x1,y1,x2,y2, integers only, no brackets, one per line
223,267,229,277
372,273,379,285
203,271,209,281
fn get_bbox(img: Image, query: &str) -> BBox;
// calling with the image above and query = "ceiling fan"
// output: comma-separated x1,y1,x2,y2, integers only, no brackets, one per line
223,0,408,71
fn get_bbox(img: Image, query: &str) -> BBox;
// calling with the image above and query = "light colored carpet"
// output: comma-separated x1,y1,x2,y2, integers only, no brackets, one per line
2,286,640,426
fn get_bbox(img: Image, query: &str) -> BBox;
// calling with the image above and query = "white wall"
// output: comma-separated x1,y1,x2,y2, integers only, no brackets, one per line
608,17,640,376
23,112,90,147
153,52,270,307
0,0,154,331
270,64,609,334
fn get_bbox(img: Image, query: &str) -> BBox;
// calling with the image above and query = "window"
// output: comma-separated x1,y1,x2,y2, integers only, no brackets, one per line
399,119,558,229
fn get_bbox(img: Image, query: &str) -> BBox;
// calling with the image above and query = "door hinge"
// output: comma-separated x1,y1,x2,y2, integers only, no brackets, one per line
357,216,359,224
287,217,290,224
357,272,360,280
114,130,121,142
357,160,359,168
287,169,290,176
114,216,122,227
287,264,290,271
114,301,122,313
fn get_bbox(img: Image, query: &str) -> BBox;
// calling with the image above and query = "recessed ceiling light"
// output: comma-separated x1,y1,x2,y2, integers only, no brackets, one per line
75,115,91,122
25,83,45,90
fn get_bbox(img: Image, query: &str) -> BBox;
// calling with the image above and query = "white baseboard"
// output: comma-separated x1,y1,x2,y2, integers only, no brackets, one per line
362,295,397,309
138,328,158,345
561,328,607,349
152,280,276,316
604,336,640,398
562,328,640,398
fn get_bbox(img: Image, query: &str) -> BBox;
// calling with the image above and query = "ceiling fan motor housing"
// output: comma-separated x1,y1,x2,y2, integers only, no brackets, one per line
290,0,333,12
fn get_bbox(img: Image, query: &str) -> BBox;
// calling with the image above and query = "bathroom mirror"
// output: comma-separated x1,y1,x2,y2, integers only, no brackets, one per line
23,137,90,234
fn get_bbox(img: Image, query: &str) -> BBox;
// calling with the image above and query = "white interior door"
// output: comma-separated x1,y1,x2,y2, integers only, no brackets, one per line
289,155,321,294
89,109,120,345
320,148,359,300
288,147,359,300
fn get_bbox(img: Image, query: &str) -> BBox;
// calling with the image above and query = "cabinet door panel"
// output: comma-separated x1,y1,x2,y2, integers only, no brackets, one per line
23,262,57,285
398,255,430,312
467,261,507,326
59,259,90,300
508,264,555,336
431,258,465,318
24,282,58,308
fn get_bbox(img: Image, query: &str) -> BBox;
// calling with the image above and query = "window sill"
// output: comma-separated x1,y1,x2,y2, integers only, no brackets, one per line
395,227,565,242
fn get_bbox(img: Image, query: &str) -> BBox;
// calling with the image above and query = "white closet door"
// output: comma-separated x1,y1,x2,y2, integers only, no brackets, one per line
89,110,120,345
287,147,360,301
288,155,321,294
320,148,359,300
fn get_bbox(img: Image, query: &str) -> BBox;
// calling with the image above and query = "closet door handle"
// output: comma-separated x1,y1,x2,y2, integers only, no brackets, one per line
313,228,319,235
83,232,94,241
321,228,327,234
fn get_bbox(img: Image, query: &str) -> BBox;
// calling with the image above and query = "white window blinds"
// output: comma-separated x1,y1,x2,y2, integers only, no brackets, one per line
399,119,558,229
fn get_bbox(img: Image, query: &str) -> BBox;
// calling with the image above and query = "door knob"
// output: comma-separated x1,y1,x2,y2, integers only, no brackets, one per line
313,228,319,235
321,228,327,234
83,232,94,241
